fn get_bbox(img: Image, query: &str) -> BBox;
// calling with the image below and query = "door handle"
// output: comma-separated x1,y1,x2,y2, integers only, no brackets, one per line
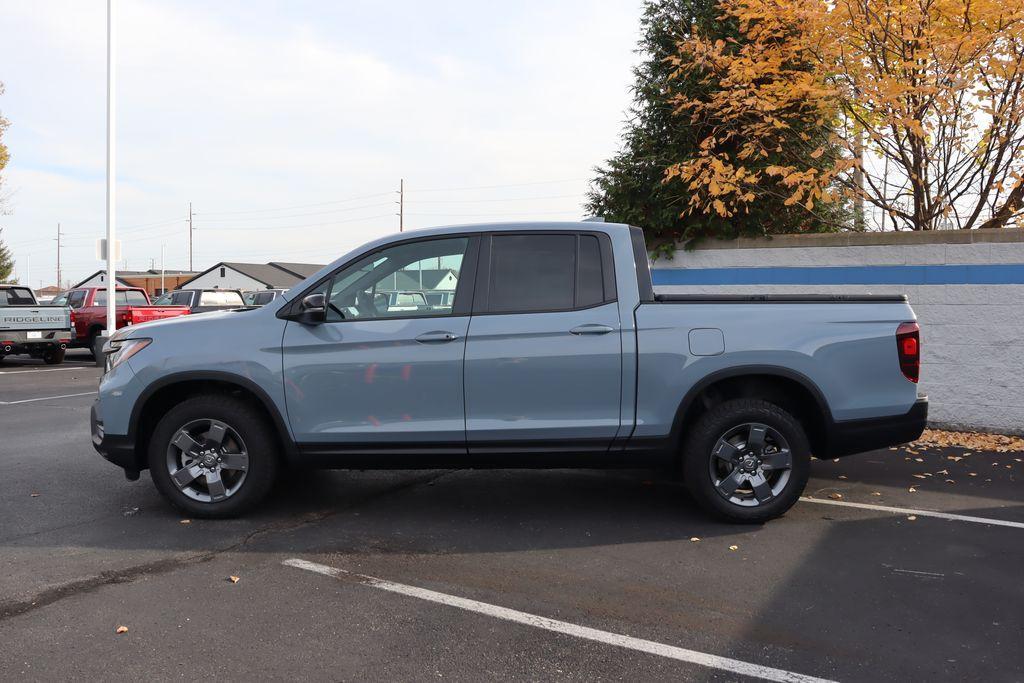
415,331,460,343
570,324,614,336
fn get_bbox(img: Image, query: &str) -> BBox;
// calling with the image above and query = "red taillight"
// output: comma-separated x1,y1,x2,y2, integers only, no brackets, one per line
896,321,920,383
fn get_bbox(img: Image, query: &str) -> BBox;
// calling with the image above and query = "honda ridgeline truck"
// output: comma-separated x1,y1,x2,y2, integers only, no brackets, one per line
0,284,73,364
91,222,927,522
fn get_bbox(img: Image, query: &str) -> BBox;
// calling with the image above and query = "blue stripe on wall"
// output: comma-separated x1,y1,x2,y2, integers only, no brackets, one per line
651,263,1024,286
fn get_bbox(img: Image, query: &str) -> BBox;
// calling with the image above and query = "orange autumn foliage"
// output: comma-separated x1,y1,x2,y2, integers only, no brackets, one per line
667,0,1024,231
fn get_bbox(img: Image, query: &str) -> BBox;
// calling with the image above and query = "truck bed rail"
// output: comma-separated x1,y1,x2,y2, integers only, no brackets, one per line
654,294,909,303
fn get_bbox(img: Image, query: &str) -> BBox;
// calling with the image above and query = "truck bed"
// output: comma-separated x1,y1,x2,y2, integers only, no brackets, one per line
654,294,908,303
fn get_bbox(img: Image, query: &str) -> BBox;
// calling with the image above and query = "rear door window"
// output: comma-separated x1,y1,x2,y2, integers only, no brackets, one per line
487,234,576,313
94,290,150,306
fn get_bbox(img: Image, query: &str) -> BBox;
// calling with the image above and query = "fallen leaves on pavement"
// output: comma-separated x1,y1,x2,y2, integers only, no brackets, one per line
115,626,128,634
912,429,1024,453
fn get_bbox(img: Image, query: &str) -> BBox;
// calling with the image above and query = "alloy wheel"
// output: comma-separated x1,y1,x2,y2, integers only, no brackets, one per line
165,418,250,503
708,422,793,507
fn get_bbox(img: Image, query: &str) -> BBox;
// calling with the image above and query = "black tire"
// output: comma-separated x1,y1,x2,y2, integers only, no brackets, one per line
682,399,810,523
87,328,102,359
148,394,280,518
43,348,66,365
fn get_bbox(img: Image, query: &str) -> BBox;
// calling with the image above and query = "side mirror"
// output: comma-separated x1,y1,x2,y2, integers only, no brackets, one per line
295,293,326,324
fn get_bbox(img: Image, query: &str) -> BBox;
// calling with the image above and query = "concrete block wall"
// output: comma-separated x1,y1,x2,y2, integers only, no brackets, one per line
651,228,1024,435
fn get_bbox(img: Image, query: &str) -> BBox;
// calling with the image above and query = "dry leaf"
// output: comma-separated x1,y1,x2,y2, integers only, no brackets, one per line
871,491,882,496
945,479,955,484
179,519,191,525
828,493,843,500
907,515,917,521
908,487,917,492
838,475,847,480
729,545,739,551
969,473,977,477
913,474,927,479
228,576,240,584
937,469,949,475
914,458,924,463
689,537,701,542
948,456,964,462
115,626,128,634
30,493,40,498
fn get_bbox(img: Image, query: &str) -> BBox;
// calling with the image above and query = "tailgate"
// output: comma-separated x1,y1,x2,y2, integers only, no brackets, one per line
0,306,72,332
130,306,190,323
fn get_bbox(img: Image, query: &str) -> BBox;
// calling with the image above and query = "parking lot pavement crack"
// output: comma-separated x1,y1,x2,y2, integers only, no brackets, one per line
0,470,451,623
0,551,219,622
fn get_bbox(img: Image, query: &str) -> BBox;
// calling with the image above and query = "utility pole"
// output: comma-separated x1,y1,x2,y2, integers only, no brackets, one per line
55,223,63,288
188,201,194,271
160,243,166,294
398,179,404,232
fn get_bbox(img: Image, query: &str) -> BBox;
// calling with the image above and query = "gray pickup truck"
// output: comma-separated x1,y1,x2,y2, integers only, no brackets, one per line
0,284,73,365
91,222,926,522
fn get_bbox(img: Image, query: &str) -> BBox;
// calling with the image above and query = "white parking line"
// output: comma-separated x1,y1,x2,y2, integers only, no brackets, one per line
0,391,97,405
283,558,835,683
801,496,1024,530
0,366,93,375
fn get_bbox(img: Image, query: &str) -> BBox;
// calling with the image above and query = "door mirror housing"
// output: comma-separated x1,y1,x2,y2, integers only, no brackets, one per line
295,293,326,324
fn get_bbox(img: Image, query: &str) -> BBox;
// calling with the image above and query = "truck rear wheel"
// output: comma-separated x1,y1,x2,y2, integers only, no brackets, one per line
682,399,810,523
43,348,65,365
148,394,279,518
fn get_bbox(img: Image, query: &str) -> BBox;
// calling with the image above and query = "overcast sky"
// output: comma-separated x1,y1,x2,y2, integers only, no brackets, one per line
0,0,641,288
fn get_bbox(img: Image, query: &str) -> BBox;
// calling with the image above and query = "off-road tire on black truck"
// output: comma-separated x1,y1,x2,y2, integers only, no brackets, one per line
148,394,280,518
682,399,811,523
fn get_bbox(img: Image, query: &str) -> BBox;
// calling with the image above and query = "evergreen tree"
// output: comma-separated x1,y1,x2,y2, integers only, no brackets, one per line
0,231,14,284
587,0,841,257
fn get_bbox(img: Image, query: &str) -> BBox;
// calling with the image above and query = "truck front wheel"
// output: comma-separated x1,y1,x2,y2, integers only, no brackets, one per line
148,395,280,518
682,399,810,523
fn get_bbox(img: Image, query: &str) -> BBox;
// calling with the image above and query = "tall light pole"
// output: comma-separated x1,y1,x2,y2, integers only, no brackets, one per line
105,0,117,338
160,243,165,294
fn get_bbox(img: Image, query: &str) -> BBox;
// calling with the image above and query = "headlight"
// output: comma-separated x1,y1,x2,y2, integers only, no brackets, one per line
103,337,151,372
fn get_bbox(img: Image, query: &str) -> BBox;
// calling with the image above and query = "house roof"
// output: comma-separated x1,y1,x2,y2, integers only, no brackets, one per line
269,262,325,278
72,269,198,288
180,261,326,289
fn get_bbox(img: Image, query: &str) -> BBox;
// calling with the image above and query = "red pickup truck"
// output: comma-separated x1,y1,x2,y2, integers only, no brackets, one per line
54,286,190,354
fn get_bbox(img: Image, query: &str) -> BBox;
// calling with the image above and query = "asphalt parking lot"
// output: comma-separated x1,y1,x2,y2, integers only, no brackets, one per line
0,350,1021,682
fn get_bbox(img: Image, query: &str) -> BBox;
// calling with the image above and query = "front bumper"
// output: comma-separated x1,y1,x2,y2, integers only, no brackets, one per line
91,400,142,478
824,396,929,458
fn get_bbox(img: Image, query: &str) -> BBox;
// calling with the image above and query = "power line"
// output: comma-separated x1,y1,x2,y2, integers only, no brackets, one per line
196,191,395,216
201,213,395,232
409,193,581,204
406,210,581,217
193,201,394,223
408,178,587,193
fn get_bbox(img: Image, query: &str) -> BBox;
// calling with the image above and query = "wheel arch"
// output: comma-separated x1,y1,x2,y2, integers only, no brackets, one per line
670,366,833,459
130,371,298,468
